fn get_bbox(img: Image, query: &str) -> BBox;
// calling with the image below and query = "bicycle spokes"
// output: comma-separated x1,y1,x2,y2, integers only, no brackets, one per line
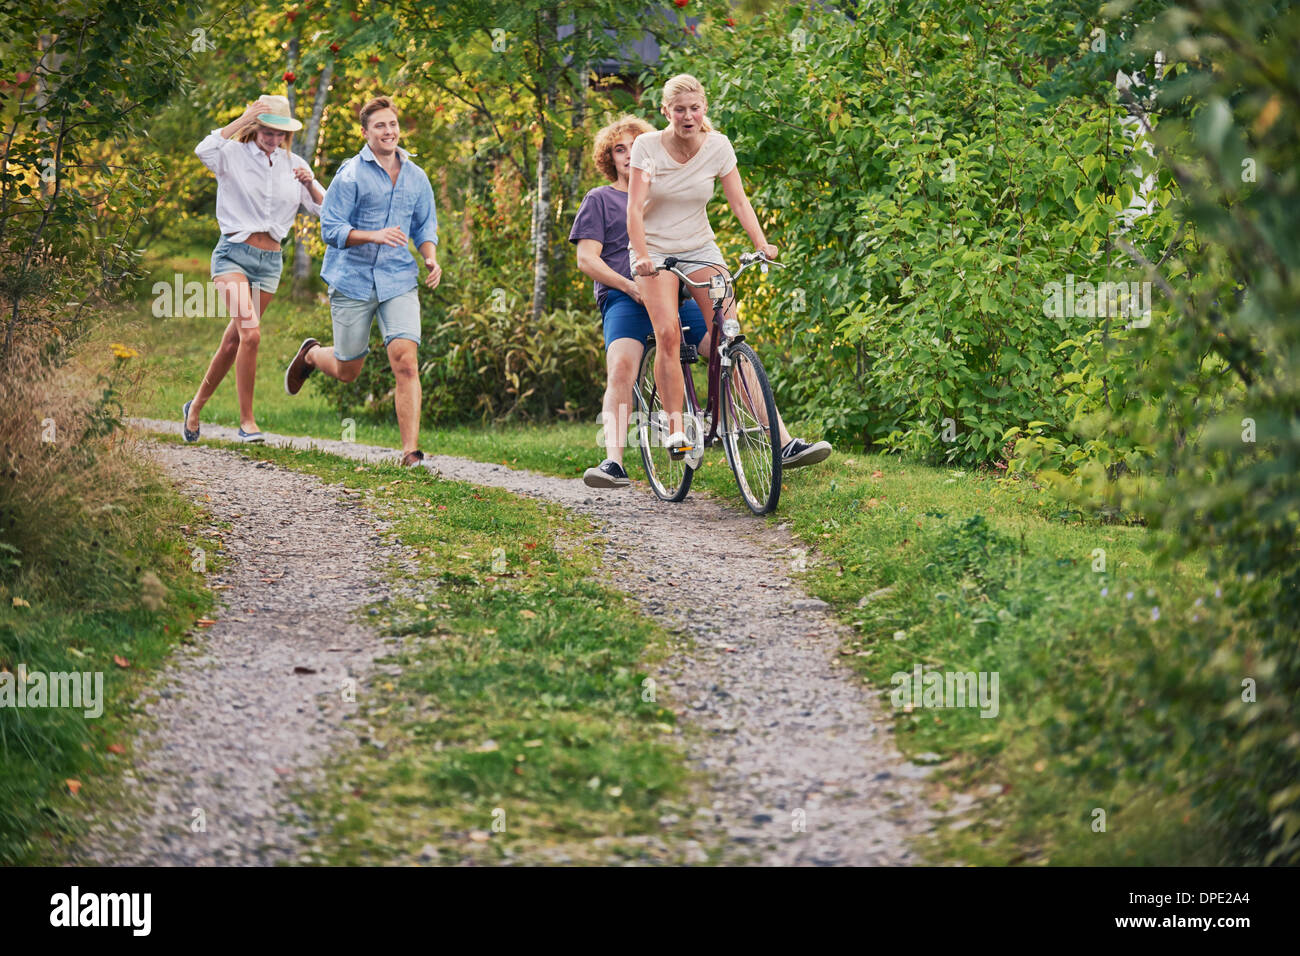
721,343,781,515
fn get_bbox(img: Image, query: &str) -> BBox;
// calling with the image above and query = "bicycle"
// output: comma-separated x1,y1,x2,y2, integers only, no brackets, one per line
633,251,784,515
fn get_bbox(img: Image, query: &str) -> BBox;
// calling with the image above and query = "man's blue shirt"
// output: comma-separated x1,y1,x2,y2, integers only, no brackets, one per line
320,143,438,302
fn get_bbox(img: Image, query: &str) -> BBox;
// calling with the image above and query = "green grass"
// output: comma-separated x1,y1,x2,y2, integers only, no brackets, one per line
0,449,220,865
206,438,712,865
109,250,1244,864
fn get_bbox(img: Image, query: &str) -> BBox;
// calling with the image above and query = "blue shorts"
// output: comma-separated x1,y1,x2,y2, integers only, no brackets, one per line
211,235,283,294
328,286,421,362
600,289,708,351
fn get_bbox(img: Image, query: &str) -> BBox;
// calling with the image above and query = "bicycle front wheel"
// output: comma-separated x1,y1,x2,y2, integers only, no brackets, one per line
635,338,694,503
720,342,781,515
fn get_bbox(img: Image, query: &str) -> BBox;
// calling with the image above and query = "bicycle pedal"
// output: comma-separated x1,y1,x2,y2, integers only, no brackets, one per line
668,444,694,461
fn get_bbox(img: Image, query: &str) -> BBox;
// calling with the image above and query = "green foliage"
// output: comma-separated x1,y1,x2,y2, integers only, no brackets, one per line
302,292,605,425
0,0,197,352
658,2,1132,464
958,0,1300,864
1070,0,1300,865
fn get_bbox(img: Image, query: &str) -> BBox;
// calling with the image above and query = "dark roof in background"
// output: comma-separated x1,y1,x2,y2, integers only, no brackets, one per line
558,7,703,77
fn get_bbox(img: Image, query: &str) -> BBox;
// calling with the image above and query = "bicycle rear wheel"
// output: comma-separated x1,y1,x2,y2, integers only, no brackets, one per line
635,338,694,502
720,342,781,514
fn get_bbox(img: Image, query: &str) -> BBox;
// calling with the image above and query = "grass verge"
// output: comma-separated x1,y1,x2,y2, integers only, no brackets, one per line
209,439,715,865
1,435,219,865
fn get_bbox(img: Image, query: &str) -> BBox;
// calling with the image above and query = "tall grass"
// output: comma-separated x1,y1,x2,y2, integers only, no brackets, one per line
0,341,215,863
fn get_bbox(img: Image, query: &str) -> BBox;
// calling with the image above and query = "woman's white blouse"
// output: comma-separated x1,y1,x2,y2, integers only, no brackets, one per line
195,130,323,243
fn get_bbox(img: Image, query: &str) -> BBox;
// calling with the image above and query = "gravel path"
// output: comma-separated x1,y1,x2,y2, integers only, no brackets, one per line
124,419,939,866
73,441,410,865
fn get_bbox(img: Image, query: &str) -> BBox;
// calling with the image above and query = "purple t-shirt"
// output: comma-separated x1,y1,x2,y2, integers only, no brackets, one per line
568,184,631,308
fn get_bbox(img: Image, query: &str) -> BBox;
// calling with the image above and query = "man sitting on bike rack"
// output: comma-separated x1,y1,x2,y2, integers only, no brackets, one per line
571,108,830,490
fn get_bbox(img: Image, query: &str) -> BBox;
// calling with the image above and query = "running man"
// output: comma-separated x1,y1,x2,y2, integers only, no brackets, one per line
283,95,441,467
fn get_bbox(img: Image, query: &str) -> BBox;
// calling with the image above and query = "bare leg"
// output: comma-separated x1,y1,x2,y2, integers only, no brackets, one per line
636,269,686,437
305,343,365,381
189,316,240,428
387,337,421,454
601,338,642,465
231,287,272,432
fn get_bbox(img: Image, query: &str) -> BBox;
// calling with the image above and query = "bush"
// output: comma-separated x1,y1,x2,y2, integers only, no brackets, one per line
308,290,606,426
659,2,1126,464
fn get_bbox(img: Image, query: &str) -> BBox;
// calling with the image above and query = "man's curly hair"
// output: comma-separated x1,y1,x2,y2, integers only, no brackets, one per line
593,115,654,182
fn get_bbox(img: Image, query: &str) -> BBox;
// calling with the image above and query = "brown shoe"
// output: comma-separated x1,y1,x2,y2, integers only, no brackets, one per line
284,337,319,395
401,450,425,467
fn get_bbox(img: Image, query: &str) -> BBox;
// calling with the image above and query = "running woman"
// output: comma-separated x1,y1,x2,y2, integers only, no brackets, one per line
184,94,325,443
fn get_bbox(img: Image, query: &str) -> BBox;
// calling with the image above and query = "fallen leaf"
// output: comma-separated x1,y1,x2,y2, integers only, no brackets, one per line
520,609,536,619
107,743,125,755
523,542,537,550
469,830,491,842
66,779,82,796
11,597,30,608
872,470,884,479
113,655,130,669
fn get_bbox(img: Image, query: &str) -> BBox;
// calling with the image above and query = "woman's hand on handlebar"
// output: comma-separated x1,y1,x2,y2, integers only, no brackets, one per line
759,243,779,261
633,258,658,277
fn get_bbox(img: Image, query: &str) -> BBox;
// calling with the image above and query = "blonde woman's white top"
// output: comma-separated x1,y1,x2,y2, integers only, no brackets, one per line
195,130,323,243
628,129,738,257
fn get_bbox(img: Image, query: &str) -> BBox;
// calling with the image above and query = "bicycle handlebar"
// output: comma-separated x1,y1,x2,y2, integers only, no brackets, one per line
660,250,787,288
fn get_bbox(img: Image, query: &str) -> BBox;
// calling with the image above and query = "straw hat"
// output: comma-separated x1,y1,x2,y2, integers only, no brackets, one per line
254,94,303,132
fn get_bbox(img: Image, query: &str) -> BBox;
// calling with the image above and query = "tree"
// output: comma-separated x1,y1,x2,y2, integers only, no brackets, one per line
0,0,197,355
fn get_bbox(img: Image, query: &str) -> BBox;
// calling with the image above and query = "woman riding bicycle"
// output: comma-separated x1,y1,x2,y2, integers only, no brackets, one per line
627,73,829,468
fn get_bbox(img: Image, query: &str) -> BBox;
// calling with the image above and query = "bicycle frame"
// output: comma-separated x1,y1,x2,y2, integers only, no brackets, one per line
643,253,777,450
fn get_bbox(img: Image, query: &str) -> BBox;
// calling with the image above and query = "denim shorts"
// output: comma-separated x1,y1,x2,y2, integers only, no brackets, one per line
328,286,421,362
600,289,708,351
210,235,283,294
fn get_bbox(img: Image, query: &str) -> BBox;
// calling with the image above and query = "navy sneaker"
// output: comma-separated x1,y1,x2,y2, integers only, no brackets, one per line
181,400,200,443
781,437,831,468
237,428,265,444
583,459,630,488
